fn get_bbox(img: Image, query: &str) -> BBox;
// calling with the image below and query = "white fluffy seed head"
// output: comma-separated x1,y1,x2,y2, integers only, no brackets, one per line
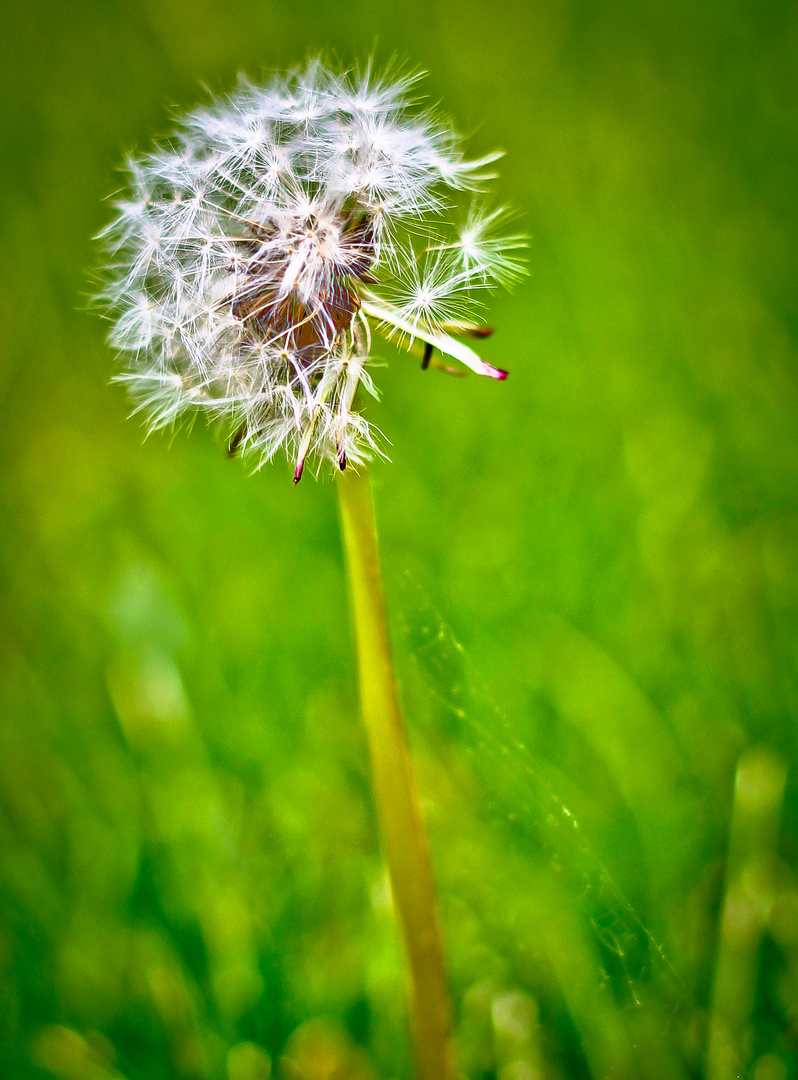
98,59,525,481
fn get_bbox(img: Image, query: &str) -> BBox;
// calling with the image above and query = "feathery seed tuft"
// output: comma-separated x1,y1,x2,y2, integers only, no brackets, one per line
98,59,525,481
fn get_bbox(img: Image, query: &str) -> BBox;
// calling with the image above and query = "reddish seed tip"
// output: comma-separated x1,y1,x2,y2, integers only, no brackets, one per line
485,364,509,381
338,450,347,471
293,463,304,484
469,326,495,339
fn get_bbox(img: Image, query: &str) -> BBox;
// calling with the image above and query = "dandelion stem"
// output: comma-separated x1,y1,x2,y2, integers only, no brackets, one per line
336,466,455,1080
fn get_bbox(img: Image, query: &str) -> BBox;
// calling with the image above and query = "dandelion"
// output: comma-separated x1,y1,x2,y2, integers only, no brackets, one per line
98,59,524,482
98,60,524,1080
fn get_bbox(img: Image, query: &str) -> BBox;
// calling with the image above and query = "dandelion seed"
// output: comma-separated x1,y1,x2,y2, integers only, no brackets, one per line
98,59,524,481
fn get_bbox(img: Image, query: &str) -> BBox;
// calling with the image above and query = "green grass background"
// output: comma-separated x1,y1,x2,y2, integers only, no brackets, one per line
1,1,797,1077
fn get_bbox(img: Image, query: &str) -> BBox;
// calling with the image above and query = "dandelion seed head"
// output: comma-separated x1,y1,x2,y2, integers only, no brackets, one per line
98,58,524,481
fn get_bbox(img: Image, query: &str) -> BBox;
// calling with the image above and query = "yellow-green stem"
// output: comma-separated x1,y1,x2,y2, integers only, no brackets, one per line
337,465,455,1080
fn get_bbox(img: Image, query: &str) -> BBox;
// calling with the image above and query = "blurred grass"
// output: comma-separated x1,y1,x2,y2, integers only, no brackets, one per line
1,0,798,1077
